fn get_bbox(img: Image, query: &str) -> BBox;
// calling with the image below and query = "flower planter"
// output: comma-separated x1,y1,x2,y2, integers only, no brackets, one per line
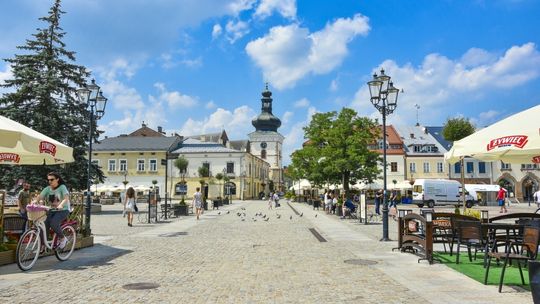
174,205,189,216
0,250,15,266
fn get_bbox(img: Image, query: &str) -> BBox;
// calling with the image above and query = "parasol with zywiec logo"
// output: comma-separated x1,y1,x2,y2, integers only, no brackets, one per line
445,104,540,164
0,115,74,165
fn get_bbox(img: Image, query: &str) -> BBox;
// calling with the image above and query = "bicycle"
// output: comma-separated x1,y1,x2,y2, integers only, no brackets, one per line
16,205,77,271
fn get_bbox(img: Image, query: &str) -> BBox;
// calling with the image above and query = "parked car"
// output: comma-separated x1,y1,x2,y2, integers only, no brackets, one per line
412,179,475,208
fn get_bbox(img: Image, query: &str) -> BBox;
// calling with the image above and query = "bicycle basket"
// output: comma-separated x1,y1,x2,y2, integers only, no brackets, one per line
27,210,47,221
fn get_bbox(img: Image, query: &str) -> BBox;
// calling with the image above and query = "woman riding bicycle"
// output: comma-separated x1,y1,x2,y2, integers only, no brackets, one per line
35,172,70,249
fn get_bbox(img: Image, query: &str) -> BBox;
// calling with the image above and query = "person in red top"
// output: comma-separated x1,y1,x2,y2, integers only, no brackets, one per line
497,187,508,213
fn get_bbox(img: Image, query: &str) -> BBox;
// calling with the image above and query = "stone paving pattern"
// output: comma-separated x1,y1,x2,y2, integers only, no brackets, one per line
0,200,535,303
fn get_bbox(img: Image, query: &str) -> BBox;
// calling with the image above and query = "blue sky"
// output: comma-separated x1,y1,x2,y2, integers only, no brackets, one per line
1,0,540,165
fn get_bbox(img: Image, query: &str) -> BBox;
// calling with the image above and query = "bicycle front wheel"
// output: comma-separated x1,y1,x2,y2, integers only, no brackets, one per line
16,229,41,271
55,225,77,261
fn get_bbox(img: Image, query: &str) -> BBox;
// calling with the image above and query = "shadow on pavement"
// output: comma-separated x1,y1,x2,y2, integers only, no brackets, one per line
0,244,133,275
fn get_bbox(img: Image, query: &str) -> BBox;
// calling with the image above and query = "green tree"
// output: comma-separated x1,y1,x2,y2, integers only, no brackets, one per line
215,173,224,202
174,157,188,203
198,166,209,203
443,117,475,212
294,108,381,197
0,0,101,190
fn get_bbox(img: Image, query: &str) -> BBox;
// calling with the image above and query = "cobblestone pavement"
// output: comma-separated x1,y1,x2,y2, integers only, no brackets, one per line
0,201,534,303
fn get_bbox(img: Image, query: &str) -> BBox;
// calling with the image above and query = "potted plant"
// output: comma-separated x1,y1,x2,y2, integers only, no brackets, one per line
175,197,189,216
0,242,15,266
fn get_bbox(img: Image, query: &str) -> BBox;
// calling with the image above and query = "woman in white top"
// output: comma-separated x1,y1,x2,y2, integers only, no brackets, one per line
124,187,136,226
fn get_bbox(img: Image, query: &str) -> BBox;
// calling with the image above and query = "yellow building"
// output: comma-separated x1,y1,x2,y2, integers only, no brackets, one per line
91,124,182,197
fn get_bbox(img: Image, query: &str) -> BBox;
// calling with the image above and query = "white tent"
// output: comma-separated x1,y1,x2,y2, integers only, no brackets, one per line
445,105,540,164
289,179,312,191
0,115,74,165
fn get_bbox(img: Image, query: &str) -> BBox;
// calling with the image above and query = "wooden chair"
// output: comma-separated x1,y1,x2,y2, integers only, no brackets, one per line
455,220,487,264
484,226,540,292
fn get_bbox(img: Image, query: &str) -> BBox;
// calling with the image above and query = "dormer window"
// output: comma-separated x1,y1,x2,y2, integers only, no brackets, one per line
410,133,415,139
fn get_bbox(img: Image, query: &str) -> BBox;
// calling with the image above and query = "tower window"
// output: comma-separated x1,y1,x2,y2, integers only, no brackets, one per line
261,149,266,159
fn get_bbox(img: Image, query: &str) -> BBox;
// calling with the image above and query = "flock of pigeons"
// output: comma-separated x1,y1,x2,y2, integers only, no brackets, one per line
218,207,306,222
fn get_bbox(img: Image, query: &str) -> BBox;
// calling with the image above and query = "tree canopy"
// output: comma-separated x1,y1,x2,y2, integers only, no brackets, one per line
288,108,381,195
0,0,101,191
442,117,475,142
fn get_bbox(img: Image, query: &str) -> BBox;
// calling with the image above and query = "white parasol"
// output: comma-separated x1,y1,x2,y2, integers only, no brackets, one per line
445,105,540,164
0,115,74,165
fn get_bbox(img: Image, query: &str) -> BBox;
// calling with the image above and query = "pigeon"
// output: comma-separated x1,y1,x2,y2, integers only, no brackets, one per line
237,213,241,217
218,212,221,215
300,213,303,217
264,218,269,222
227,211,230,214
263,214,266,219
276,214,281,219
241,218,245,221
290,215,293,220
315,214,318,218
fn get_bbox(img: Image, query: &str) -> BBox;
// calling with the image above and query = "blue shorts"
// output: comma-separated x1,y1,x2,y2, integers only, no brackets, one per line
498,199,505,206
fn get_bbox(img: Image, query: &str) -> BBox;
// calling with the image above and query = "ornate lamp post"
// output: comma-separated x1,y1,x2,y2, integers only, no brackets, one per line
77,79,107,237
367,69,400,241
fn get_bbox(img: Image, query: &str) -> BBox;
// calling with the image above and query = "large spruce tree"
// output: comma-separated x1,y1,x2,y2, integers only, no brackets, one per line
0,0,104,191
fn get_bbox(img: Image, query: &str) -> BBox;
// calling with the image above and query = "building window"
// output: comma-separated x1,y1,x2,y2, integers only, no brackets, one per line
378,140,388,150
437,162,444,173
454,162,461,174
413,145,421,152
137,159,145,171
466,162,474,173
479,162,486,174
390,162,398,172
226,162,234,174
149,159,157,172
119,159,127,172
202,162,210,177
423,162,430,173
521,164,538,170
409,162,416,173
501,162,511,170
261,149,266,159
108,159,116,172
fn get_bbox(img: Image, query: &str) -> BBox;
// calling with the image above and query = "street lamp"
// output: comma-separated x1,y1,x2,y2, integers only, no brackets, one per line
77,79,107,237
367,68,400,241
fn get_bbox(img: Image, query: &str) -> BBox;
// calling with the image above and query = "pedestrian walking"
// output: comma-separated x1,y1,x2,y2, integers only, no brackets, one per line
193,187,203,220
534,189,540,208
273,192,280,208
375,190,383,215
268,192,273,210
497,187,508,213
17,182,31,232
124,187,136,226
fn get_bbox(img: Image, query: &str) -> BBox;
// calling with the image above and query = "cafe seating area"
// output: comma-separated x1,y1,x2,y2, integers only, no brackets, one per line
396,209,540,292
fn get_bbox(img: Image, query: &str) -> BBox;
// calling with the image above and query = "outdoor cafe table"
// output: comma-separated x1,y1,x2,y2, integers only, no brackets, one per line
482,222,525,254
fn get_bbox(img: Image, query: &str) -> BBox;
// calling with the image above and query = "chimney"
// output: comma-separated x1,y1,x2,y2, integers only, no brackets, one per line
423,127,428,134
158,126,163,134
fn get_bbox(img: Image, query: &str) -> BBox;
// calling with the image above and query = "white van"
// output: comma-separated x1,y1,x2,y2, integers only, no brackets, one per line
464,184,500,206
412,179,475,208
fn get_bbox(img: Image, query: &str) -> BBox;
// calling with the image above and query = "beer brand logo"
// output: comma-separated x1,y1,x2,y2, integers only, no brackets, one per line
533,156,540,164
39,141,57,156
0,153,20,163
486,135,528,151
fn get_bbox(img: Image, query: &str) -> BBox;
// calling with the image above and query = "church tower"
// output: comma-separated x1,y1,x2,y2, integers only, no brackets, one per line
249,84,284,191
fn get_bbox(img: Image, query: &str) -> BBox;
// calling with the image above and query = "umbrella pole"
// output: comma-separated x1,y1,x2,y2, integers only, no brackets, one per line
461,157,466,213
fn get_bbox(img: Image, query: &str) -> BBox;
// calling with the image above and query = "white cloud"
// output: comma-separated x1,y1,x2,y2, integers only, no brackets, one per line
206,101,217,109
471,109,500,127
293,98,309,108
154,83,198,108
179,105,257,139
246,14,370,89
351,43,540,126
0,64,13,95
282,106,318,164
227,0,257,16
282,111,294,125
329,79,338,91
212,24,223,39
226,20,250,43
254,0,297,20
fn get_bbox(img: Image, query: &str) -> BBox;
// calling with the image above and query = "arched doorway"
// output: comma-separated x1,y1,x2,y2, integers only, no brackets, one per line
522,176,538,203
224,182,236,197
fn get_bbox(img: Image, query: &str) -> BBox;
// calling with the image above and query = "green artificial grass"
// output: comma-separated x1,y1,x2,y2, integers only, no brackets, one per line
433,251,531,291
